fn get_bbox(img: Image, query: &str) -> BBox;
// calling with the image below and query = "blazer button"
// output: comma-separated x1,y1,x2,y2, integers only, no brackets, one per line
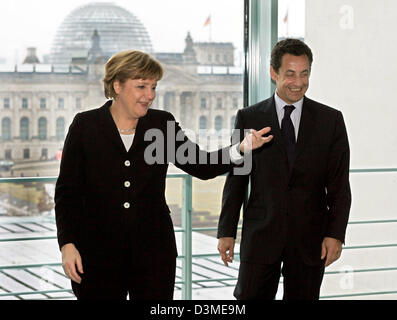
124,160,131,167
124,181,131,188
123,202,130,209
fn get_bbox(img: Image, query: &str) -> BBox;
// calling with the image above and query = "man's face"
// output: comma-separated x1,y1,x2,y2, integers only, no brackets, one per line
270,53,310,104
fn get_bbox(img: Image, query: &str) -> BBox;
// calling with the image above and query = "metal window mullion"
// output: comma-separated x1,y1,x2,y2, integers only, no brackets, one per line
181,175,192,300
247,0,278,105
243,0,278,232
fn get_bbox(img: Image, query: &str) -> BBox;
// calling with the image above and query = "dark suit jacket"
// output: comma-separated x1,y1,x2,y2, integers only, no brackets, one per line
217,95,351,266
55,100,233,268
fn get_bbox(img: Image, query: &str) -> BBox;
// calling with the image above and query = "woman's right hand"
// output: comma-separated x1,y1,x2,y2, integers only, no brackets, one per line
61,243,84,283
239,127,273,153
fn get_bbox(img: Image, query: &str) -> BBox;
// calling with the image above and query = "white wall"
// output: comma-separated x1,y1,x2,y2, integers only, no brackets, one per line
305,0,397,169
305,0,397,299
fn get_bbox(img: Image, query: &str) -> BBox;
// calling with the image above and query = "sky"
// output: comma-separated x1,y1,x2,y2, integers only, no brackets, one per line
0,0,304,65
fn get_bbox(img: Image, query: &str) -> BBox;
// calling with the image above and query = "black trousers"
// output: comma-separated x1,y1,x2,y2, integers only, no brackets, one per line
234,248,325,300
71,250,176,300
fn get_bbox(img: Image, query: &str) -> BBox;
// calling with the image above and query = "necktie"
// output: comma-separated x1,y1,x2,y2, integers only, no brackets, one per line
281,105,296,170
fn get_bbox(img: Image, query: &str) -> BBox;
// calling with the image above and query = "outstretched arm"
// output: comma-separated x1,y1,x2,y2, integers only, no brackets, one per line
168,112,272,180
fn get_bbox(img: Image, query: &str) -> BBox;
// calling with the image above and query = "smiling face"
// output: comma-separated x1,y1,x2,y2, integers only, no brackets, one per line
113,78,157,119
270,53,310,104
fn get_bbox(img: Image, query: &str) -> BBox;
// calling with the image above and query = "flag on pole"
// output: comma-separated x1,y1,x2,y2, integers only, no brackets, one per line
203,15,211,27
283,9,289,24
284,7,289,37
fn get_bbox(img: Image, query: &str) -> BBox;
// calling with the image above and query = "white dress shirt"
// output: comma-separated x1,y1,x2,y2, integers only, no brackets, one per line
274,91,304,141
120,133,135,152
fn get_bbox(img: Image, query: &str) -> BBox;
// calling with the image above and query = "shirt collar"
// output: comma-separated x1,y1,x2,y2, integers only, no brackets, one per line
274,91,304,114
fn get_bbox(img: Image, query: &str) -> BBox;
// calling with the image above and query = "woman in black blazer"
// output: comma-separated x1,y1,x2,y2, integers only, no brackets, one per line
55,50,272,300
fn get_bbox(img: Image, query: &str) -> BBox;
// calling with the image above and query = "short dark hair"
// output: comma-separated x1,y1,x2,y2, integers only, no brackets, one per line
270,38,313,73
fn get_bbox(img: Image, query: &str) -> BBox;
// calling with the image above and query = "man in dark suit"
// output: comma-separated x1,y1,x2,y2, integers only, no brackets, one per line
217,38,351,300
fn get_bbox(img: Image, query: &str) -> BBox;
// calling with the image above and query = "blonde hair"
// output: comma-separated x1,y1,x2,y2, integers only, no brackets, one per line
103,50,163,99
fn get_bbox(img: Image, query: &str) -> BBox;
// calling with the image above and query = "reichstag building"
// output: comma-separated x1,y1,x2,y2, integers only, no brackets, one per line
0,2,242,176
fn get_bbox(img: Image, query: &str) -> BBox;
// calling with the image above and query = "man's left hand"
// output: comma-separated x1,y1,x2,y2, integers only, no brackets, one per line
321,237,342,267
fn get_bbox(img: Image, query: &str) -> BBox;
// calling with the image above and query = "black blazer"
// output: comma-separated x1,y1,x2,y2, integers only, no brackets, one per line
217,95,351,266
55,100,233,268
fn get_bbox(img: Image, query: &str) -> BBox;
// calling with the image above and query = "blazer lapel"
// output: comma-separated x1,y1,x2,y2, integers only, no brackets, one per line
291,96,316,170
261,96,286,158
128,111,148,154
99,101,128,154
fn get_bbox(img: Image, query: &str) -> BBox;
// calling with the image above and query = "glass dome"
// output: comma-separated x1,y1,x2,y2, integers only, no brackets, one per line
49,2,153,64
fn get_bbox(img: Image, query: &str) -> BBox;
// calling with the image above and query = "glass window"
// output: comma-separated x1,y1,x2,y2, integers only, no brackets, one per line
1,0,243,174
23,148,30,159
275,0,397,300
0,0,244,301
38,117,47,140
199,116,207,130
58,98,64,109
5,149,12,160
214,115,223,131
20,117,29,140
22,98,28,109
1,117,11,141
40,98,46,109
3,98,10,109
56,117,65,141
200,98,207,109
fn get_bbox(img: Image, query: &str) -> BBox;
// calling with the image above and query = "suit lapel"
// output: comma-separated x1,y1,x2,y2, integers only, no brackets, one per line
260,96,286,158
99,101,128,154
128,111,147,153
293,96,316,166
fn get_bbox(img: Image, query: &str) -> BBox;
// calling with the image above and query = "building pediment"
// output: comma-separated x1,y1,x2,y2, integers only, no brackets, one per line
161,65,200,85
